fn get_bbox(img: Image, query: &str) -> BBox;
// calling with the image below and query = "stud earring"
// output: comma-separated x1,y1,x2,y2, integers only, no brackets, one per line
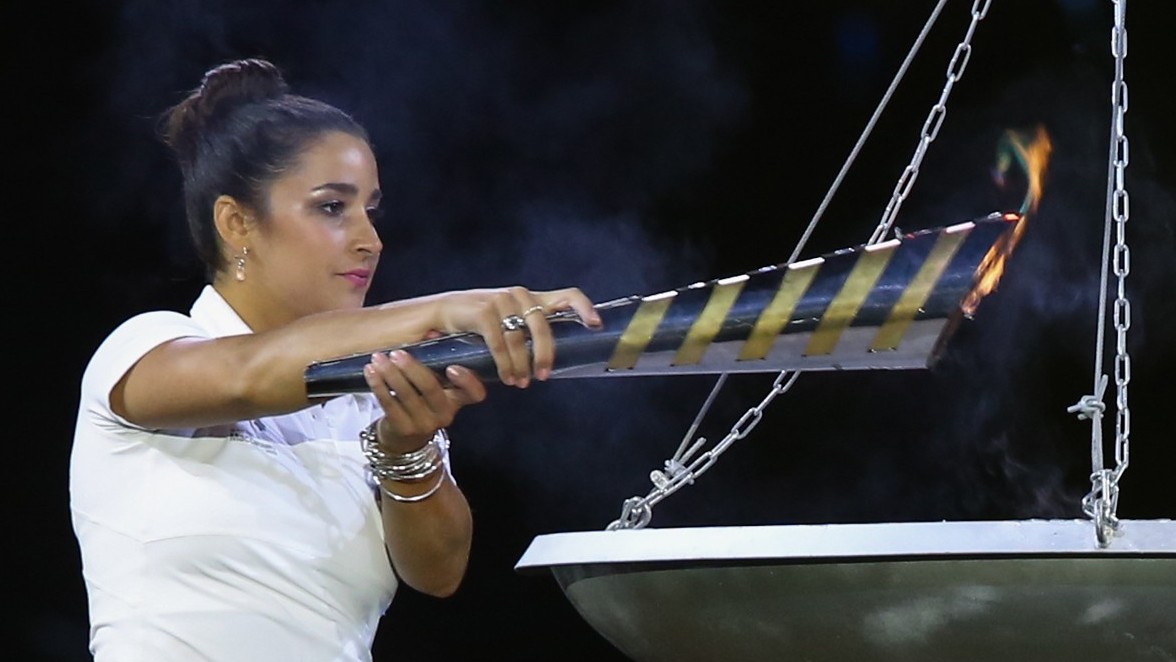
235,247,249,282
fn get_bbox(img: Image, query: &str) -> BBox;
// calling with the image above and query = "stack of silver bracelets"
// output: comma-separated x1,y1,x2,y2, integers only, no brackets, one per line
360,421,449,503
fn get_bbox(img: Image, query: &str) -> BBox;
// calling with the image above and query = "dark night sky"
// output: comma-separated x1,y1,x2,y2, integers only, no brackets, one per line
11,1,1176,660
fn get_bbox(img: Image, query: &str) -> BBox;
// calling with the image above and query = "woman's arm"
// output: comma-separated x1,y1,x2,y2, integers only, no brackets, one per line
111,286,600,430
362,351,486,597
377,452,474,597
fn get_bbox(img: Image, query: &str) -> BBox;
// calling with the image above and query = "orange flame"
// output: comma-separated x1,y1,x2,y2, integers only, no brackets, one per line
996,123,1053,216
961,125,1052,315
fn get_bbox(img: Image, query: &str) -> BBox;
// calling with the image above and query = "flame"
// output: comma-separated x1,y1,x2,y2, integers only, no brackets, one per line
996,124,1053,216
961,125,1052,315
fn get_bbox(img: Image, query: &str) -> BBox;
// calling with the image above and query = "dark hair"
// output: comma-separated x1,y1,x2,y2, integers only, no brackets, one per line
160,58,370,280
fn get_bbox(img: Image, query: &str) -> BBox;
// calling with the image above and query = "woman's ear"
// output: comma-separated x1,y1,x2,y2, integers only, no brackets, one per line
213,194,257,248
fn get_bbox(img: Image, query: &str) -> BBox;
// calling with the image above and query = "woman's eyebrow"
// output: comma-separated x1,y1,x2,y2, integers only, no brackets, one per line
311,182,359,196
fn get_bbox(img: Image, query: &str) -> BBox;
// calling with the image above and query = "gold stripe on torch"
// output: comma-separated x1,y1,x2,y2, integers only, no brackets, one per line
673,277,748,366
805,241,898,356
607,293,676,370
870,225,970,351
738,259,821,361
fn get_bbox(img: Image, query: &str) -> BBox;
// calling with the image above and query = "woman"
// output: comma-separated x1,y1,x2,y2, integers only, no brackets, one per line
69,57,601,661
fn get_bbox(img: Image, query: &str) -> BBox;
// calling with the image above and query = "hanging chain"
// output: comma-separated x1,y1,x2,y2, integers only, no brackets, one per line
1071,0,1130,548
869,0,992,245
607,0,994,531
607,372,800,530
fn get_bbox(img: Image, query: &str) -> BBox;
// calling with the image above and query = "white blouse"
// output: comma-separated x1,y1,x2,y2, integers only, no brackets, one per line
70,286,399,662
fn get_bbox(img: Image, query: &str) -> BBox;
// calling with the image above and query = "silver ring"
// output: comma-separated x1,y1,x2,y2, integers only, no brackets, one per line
522,305,545,318
501,314,527,332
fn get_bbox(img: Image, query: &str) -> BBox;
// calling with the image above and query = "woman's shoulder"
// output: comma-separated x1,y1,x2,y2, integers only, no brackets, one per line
113,307,201,332
99,309,207,351
81,309,211,393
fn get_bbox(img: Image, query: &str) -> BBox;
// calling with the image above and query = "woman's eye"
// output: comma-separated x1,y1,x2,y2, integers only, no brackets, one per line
319,201,345,216
366,207,385,222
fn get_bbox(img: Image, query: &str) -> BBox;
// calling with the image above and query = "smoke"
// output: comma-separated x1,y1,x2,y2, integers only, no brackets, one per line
916,39,1176,520
835,11,1176,523
77,0,743,279
342,1,747,301
74,0,1175,528
621,2,1176,528
76,0,749,529
27,4,1173,661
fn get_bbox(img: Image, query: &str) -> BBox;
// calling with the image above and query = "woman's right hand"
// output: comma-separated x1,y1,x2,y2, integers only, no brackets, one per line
363,350,484,453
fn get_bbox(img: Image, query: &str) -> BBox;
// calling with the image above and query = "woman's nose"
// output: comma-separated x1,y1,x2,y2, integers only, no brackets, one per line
355,216,383,255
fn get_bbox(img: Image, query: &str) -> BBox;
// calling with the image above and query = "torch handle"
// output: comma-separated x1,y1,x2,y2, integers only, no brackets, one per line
303,301,643,397
305,212,1021,398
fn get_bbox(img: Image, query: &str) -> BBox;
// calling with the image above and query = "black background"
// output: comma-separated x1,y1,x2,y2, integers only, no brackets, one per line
11,1,1176,660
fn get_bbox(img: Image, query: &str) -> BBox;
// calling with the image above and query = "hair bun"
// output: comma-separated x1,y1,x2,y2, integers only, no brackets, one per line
196,58,289,116
162,58,290,163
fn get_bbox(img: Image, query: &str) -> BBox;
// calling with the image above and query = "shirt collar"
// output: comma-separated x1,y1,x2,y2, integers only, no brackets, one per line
189,285,254,339
188,285,380,422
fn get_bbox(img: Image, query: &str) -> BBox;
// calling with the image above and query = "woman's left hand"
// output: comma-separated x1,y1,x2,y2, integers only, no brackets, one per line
429,286,601,388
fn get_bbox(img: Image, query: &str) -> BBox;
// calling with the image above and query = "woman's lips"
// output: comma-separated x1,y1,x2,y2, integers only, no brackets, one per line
341,269,372,287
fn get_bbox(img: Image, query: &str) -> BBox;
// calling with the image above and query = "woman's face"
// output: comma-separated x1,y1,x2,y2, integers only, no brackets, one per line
245,130,384,327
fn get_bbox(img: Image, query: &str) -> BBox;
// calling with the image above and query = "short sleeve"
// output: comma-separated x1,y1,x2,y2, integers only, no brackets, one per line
80,311,210,430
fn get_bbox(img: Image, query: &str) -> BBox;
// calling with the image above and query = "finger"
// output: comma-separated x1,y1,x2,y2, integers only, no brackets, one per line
511,287,555,382
539,287,603,328
363,353,415,433
369,351,448,436
444,365,487,407
473,298,516,387
518,299,554,381
497,290,534,387
388,350,456,427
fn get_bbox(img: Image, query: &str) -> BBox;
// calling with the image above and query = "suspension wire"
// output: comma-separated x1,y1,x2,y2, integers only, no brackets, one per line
787,0,951,264
654,0,953,516
671,373,729,461
607,1,994,531
1070,0,1131,548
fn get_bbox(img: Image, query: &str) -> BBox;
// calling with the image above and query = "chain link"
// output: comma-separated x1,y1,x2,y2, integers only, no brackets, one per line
607,372,800,530
869,0,991,245
609,1,1135,546
1073,0,1130,547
